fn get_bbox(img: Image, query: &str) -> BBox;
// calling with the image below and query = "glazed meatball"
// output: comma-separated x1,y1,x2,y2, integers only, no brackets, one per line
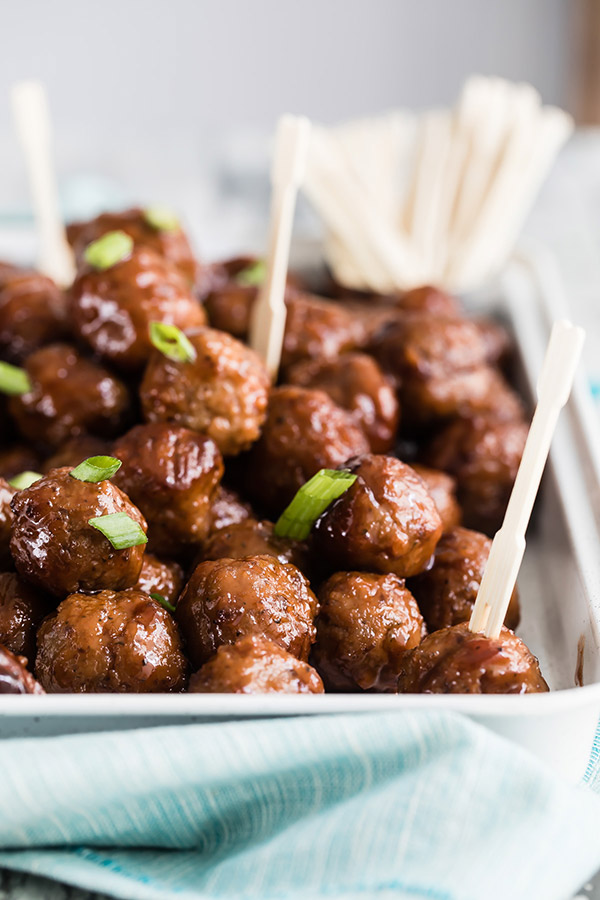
133,553,184,606
0,263,66,363
43,435,111,472
409,527,520,632
9,344,130,448
396,622,548,693
373,316,492,424
202,519,310,573
286,353,400,453
456,368,525,422
331,283,460,318
0,571,50,661
425,415,528,535
314,455,442,578
281,292,364,372
0,478,15,566
113,423,223,553
411,464,462,533
176,555,318,668
0,444,42,481
189,635,324,694
203,256,267,338
203,261,316,344
36,588,187,693
140,326,270,456
343,299,405,346
398,285,461,318
10,467,147,597
67,207,198,285
208,485,253,533
245,386,369,512
70,245,205,370
475,316,513,368
0,644,44,694
313,572,425,692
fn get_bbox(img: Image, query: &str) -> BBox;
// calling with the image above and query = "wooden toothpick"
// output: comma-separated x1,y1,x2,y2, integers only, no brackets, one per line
11,80,75,287
469,320,585,638
249,114,311,380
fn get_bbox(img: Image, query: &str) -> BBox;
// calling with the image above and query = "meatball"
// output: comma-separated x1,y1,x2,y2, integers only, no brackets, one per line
0,644,44,694
113,423,223,553
9,343,130,448
203,256,266,338
176,555,318,668
10,467,147,597
133,553,184,606
208,485,253,533
411,464,462,532
0,263,66,363
398,285,462,318
202,519,310,573
396,622,548,693
43,435,111,472
372,316,492,424
140,326,270,456
475,316,513,368
70,245,205,370
0,478,15,566
203,260,317,344
425,415,528,535
314,455,442,578
409,527,520,632
67,207,198,285
245,386,369,512
286,353,400,453
35,588,187,693
189,635,324,694
0,571,50,661
281,292,364,372
331,283,460,319
456,368,525,422
313,572,425,692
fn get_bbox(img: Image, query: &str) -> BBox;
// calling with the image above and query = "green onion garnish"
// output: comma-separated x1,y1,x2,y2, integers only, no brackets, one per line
0,361,31,396
70,456,122,483
234,259,266,287
84,230,133,270
9,471,42,490
274,469,357,540
143,206,180,232
150,591,176,613
149,321,197,363
88,512,147,550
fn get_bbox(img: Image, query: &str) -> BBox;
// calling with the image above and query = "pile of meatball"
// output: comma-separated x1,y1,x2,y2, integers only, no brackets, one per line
0,207,548,696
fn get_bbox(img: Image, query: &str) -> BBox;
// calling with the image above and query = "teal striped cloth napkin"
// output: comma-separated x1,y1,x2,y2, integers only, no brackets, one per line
1,711,600,900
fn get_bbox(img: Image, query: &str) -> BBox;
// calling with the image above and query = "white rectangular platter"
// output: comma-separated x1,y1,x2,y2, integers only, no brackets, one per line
1,246,599,784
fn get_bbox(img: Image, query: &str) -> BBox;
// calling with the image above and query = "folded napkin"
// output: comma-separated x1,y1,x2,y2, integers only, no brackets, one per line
0,711,599,900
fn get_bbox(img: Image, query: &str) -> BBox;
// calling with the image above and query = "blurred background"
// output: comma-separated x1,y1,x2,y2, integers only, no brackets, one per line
1,0,600,362
0,0,589,254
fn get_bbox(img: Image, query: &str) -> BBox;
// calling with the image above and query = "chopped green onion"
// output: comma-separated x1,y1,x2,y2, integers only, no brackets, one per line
70,456,122,483
0,361,31,396
88,512,147,550
143,206,180,232
150,591,176,613
9,471,42,490
234,259,266,287
149,321,197,363
84,230,133,270
274,469,357,540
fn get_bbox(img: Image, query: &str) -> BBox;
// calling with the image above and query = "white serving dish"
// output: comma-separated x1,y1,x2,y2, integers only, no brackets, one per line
1,246,599,784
